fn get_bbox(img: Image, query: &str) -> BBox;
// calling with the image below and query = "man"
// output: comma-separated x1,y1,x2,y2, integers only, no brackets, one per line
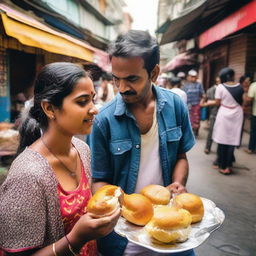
96,72,115,107
203,77,221,154
245,81,256,153
183,70,205,137
89,30,196,256
167,76,187,104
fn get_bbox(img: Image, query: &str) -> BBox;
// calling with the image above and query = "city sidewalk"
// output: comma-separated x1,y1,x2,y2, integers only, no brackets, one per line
188,121,256,256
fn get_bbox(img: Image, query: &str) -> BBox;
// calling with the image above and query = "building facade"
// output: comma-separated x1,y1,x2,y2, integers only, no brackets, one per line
0,0,126,122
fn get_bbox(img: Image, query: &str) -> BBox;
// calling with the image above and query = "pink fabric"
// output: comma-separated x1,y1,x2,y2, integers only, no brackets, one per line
58,164,97,256
212,84,243,145
189,104,201,129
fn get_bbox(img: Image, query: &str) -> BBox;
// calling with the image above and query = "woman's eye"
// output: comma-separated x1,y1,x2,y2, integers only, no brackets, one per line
77,101,87,106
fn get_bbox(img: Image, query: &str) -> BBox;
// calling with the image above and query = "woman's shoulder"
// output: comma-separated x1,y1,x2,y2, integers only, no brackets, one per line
5,148,54,185
72,136,90,153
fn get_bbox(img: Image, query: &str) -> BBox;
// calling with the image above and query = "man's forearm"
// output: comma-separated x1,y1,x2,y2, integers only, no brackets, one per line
172,154,189,186
92,180,109,194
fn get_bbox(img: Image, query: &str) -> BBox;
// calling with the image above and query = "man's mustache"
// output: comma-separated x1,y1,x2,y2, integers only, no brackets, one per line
120,91,136,96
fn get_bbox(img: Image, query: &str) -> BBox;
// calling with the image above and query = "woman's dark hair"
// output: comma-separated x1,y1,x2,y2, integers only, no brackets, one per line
239,74,251,84
17,62,87,154
219,67,235,83
108,30,160,75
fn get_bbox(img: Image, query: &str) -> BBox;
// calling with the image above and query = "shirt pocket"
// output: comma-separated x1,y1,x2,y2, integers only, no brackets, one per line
110,139,133,155
166,126,182,142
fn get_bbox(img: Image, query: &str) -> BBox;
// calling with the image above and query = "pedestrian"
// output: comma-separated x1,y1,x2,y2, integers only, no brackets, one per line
177,71,186,89
202,76,221,154
88,30,196,256
204,67,244,175
239,74,252,147
244,80,256,153
0,62,120,256
183,70,206,137
167,76,187,103
96,72,115,107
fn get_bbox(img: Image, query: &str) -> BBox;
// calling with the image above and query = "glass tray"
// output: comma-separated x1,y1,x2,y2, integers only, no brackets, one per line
114,198,225,253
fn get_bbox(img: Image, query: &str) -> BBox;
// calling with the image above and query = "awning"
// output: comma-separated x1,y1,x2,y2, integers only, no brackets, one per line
162,52,198,72
159,0,252,45
199,0,256,48
0,3,94,61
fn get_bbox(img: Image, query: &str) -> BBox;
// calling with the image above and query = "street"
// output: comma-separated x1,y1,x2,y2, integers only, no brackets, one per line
188,122,256,256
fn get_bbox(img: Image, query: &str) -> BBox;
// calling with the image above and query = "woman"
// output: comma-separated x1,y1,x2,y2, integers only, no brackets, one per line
0,62,120,256
202,68,244,175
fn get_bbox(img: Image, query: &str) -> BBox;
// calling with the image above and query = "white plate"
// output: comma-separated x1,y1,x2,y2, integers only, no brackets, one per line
114,198,225,253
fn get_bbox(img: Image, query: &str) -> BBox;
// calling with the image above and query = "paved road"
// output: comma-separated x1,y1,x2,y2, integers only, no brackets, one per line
187,122,256,256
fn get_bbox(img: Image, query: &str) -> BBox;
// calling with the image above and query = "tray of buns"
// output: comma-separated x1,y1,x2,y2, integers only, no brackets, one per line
115,197,225,253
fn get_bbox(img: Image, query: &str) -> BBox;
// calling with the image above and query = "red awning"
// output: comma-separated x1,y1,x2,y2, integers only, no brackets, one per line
162,52,198,72
199,0,256,48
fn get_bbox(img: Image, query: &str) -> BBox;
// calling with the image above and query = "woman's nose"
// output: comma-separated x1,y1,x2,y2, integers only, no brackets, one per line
89,104,99,115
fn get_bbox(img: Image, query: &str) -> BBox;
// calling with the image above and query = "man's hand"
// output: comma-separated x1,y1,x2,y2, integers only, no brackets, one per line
167,181,187,195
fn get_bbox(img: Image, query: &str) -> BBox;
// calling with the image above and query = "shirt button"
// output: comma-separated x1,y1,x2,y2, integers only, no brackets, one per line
135,144,140,149
117,147,121,151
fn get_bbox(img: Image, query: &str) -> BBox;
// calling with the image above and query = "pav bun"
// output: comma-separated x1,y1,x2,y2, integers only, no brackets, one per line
173,193,204,223
145,206,192,243
122,193,153,226
87,185,122,216
140,184,171,205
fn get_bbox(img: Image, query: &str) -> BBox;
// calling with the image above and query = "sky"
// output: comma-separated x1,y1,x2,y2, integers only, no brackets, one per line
124,0,159,36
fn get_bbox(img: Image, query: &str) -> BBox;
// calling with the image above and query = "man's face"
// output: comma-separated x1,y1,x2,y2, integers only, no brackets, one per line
189,75,197,83
111,56,155,104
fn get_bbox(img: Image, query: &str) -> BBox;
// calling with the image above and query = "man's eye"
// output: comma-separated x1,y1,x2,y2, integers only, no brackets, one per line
127,77,138,82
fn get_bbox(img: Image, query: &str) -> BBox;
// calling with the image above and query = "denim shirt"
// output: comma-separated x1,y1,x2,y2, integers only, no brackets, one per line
88,85,195,256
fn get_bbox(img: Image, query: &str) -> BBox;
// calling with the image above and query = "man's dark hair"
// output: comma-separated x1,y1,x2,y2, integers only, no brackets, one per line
169,77,181,87
108,30,160,75
102,72,113,81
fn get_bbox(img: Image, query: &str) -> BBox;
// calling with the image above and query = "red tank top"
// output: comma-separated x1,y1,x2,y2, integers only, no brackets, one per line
58,164,97,256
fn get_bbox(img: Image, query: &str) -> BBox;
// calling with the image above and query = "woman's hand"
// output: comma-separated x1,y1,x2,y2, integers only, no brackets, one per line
67,207,121,248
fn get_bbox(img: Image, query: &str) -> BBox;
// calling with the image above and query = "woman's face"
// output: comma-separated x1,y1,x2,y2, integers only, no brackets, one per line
53,77,98,136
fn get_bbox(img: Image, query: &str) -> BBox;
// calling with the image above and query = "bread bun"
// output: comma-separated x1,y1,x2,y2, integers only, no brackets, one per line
173,193,204,223
145,206,192,243
122,193,153,226
87,185,121,216
140,184,171,205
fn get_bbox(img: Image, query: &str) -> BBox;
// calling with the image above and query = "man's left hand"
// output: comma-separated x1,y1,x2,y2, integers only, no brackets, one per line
167,182,187,195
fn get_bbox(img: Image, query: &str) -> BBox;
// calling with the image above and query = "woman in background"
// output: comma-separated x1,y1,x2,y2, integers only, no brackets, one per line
0,62,120,256
202,67,244,175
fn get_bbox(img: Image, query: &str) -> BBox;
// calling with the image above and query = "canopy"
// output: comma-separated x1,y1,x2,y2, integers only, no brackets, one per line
0,4,94,61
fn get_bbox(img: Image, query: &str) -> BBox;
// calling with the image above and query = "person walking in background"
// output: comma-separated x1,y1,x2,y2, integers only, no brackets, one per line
203,68,244,175
167,76,187,103
88,30,196,256
244,80,256,153
203,76,221,154
0,62,120,256
238,74,252,146
96,72,115,107
177,71,186,89
183,70,205,137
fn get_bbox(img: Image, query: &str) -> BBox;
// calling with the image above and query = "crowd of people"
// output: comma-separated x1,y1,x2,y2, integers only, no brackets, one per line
0,29,255,256
158,67,255,176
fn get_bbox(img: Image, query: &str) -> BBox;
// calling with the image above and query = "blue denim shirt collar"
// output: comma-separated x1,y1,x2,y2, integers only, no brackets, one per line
114,84,167,117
